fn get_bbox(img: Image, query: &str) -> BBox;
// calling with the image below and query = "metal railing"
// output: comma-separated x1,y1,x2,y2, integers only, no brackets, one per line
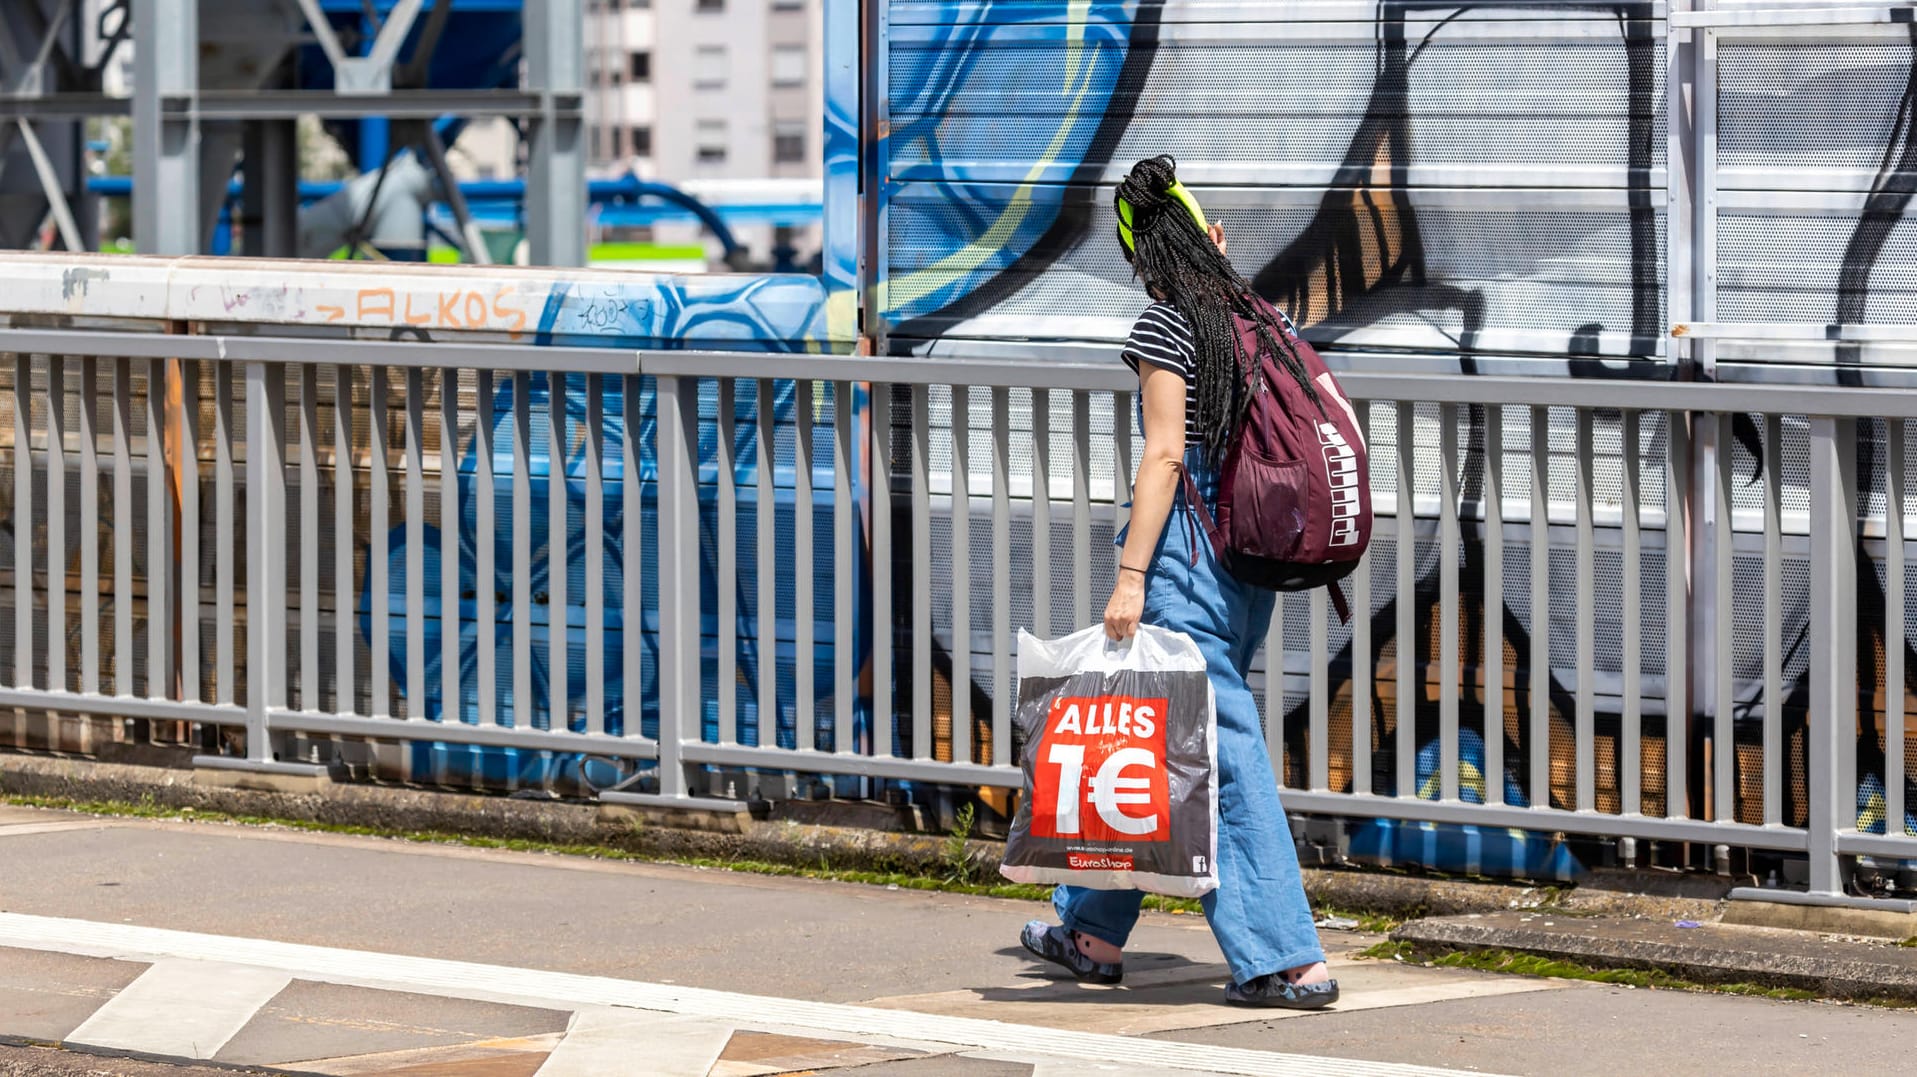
2,305,1914,905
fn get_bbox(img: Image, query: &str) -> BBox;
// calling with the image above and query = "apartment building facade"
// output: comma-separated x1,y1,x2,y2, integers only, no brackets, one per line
587,0,822,263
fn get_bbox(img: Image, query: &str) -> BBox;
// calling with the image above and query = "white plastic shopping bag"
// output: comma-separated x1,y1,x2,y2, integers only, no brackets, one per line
999,624,1219,898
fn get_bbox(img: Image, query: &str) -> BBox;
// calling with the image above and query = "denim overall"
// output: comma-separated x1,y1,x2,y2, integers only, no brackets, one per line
1051,444,1326,985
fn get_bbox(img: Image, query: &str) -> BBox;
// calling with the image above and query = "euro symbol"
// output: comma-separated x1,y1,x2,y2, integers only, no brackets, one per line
1087,747,1159,836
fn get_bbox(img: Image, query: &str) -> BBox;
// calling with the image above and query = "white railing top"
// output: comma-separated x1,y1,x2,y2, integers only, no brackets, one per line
0,252,834,345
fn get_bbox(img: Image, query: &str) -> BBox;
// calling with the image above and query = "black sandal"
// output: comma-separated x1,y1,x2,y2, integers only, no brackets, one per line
1224,974,1340,1009
1019,921,1124,985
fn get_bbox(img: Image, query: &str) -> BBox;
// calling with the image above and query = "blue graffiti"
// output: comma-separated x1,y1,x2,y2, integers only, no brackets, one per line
357,372,864,791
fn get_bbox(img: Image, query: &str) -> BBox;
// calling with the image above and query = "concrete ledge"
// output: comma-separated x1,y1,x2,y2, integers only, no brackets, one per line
1393,911,1917,1002
192,757,330,795
1724,895,1917,939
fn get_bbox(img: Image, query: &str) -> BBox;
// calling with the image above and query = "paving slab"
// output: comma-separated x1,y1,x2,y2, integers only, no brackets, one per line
214,982,570,1069
0,951,146,1044
1162,982,1917,1076
1393,910,1917,1000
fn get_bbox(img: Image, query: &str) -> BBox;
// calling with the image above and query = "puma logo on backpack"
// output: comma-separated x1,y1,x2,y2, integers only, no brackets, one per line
1181,295,1373,620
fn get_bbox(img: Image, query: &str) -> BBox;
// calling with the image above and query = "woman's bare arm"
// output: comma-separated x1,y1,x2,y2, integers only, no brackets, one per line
1103,364,1189,640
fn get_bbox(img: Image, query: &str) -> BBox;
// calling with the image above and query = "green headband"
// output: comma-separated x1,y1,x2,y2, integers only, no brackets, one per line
1116,181,1208,253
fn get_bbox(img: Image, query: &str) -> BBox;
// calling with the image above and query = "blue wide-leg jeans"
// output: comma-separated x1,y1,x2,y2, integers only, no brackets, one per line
1053,458,1326,985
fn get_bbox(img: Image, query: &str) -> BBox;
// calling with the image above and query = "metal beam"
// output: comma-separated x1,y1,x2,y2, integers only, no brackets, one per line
132,0,198,255
0,91,580,122
523,0,585,267
15,119,79,250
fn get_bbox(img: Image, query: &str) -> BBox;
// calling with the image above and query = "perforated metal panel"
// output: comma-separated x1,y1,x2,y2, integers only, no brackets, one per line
889,185,1665,355
889,21,1666,179
1720,42,1915,177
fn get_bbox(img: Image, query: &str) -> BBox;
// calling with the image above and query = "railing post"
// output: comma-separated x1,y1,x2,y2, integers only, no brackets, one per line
600,370,742,812
1805,416,1857,898
199,360,318,777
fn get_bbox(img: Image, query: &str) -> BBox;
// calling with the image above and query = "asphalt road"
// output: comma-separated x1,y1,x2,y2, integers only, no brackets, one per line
3,802,1914,1076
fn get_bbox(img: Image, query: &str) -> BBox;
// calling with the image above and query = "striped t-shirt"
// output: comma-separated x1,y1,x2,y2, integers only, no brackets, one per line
1119,302,1201,445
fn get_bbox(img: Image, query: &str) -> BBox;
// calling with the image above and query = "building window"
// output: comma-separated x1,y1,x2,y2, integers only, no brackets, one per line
590,127,605,160
694,45,728,90
773,121,805,164
771,44,805,88
771,0,804,10
697,120,728,164
697,0,723,11
629,51,650,82
630,126,652,157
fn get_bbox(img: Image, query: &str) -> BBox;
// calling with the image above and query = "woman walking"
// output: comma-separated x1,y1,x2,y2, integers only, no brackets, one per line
1017,155,1337,1009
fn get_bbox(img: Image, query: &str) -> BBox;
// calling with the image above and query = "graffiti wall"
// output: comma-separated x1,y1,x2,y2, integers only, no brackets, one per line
877,0,1917,857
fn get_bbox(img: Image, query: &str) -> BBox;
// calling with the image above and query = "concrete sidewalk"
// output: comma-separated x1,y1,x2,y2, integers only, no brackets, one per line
2,802,1914,1076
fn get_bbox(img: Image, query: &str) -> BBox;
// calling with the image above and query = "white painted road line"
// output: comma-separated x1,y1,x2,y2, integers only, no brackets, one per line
65,958,290,1060
0,912,1509,1077
535,1008,733,1077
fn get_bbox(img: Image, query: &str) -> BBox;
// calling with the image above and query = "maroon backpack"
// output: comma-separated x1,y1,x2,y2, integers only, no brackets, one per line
1181,295,1372,621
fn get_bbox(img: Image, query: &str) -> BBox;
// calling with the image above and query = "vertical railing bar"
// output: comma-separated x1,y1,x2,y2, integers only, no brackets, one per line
1310,588,1329,792
1396,401,1414,798
1714,413,1735,823
1807,416,1858,896
1763,412,1783,827
331,365,353,713
834,380,855,755
548,371,569,735
244,363,288,764
1352,401,1374,798
300,366,320,712
14,353,29,690
406,368,426,721
1031,388,1051,639
1887,418,1906,838
1483,404,1505,806
910,384,932,760
716,378,737,745
114,359,133,697
1267,597,1285,781
146,357,172,699
80,357,99,695
511,371,531,729
1666,410,1691,817
476,370,496,728
794,378,816,755
755,378,775,750
1439,401,1460,802
173,358,196,704
871,384,894,759
1575,408,1595,814
604,374,629,743
1114,389,1134,535
369,366,391,717
622,373,642,741
47,355,67,696
1529,405,1549,809
577,373,601,734
441,368,461,728
952,385,972,765
991,385,1011,769
548,373,567,732
1621,410,1642,815
214,361,234,706
656,374,698,799
1072,391,1091,628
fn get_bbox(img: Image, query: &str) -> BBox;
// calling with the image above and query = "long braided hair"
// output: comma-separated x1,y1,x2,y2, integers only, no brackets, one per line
1116,155,1319,466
